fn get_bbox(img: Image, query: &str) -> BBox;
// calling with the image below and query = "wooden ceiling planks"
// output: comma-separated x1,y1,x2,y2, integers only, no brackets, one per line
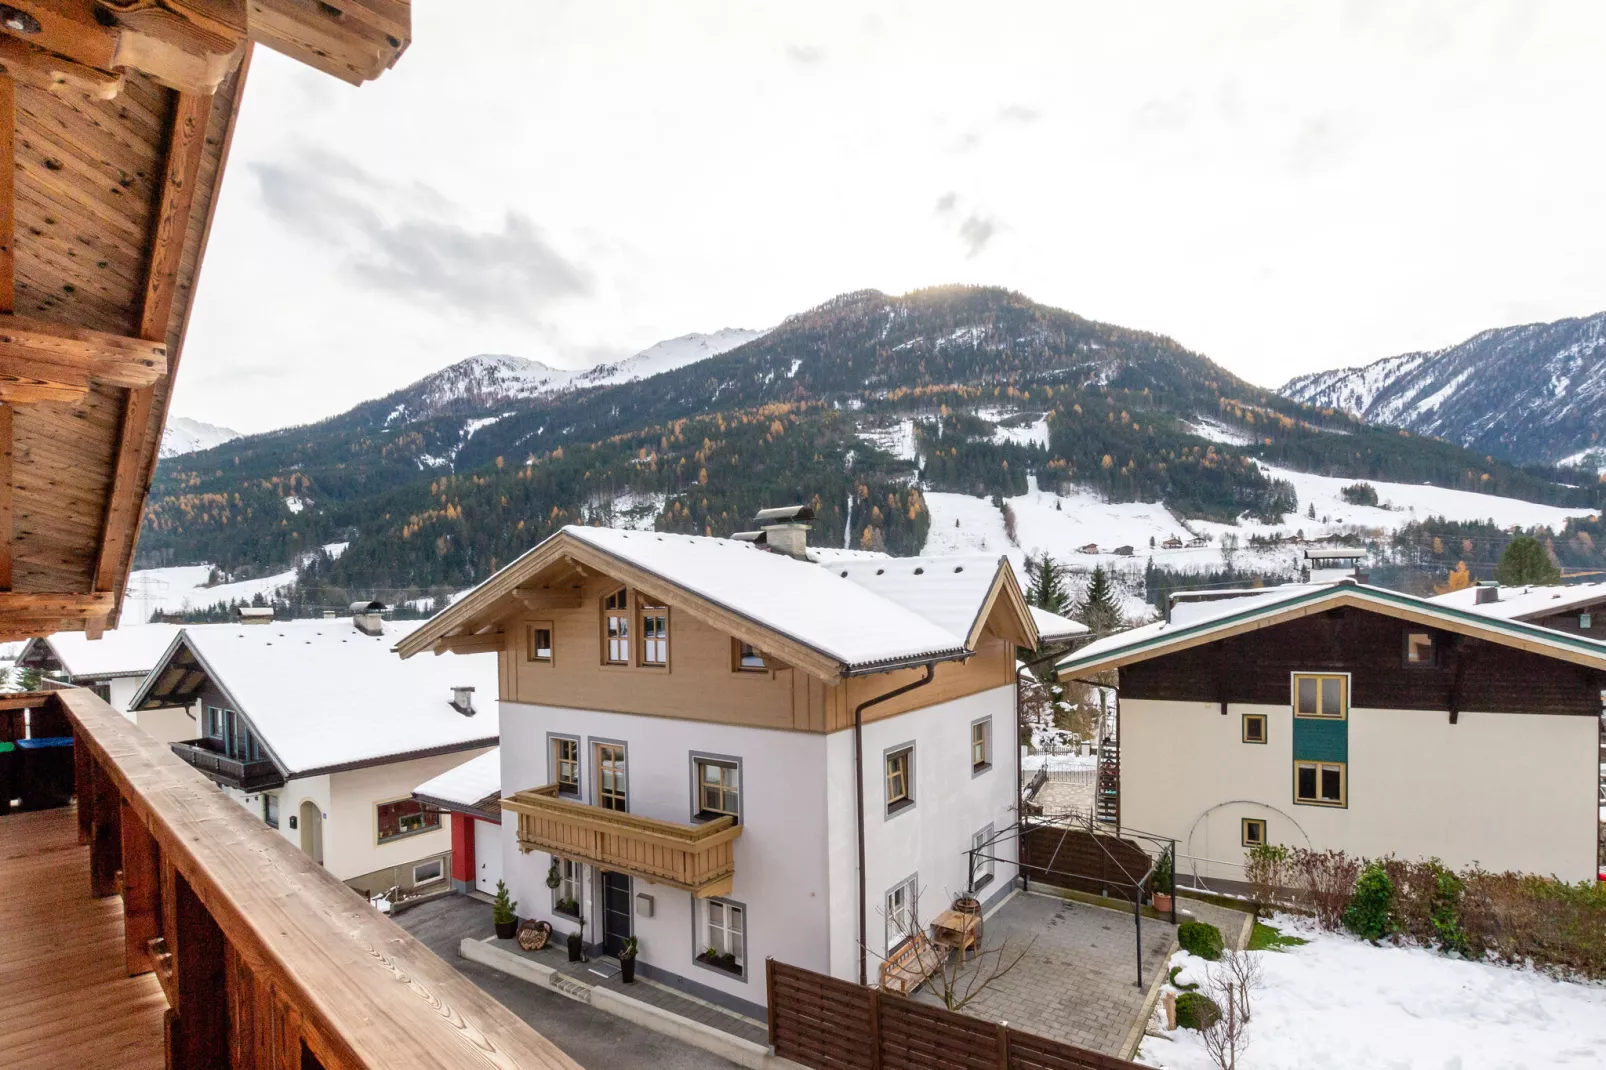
0,3,409,641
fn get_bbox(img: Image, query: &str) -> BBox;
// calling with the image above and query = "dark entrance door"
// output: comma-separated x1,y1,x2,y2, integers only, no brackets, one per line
601,872,632,957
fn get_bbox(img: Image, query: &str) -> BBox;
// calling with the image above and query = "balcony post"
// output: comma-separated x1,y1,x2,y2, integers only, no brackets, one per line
165,867,229,1069
121,798,160,976
89,754,122,898
74,724,93,845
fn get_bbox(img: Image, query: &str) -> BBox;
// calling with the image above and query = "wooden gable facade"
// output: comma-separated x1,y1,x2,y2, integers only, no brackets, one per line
0,3,409,643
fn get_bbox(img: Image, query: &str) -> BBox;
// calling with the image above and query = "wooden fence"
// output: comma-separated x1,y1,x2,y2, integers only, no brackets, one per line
1021,825,1154,903
766,959,1141,1070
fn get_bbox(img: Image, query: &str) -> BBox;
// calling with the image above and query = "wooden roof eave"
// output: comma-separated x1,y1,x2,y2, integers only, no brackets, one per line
1057,585,1606,679
964,557,1039,652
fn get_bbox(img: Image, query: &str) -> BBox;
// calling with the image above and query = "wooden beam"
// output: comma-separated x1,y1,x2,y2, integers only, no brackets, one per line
93,89,211,598
0,0,243,94
0,403,10,592
0,590,115,617
0,314,168,387
88,753,122,898
433,631,506,656
0,34,122,98
121,798,160,976
512,586,582,611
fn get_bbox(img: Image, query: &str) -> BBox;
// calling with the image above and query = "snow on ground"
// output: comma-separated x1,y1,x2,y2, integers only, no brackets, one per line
1181,417,1256,446
322,542,349,560
991,413,1051,449
860,418,919,462
121,564,298,623
1138,914,1606,1070
284,495,306,514
583,489,666,531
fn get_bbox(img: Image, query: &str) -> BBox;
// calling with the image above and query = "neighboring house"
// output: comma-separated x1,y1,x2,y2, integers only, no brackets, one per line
128,613,499,898
1303,546,1368,583
414,747,504,895
1056,579,1606,886
16,625,186,724
1429,582,1606,638
396,508,1056,1021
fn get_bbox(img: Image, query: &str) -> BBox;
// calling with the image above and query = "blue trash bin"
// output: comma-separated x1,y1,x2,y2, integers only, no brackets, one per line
17,736,74,811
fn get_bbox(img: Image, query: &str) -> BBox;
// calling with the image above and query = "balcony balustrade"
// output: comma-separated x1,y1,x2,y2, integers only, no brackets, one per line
169,738,286,792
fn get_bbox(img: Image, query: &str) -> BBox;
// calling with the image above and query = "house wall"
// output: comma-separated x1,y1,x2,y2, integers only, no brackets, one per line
499,700,832,1018
1121,698,1600,883
135,697,200,743
824,684,1020,981
1527,600,1606,638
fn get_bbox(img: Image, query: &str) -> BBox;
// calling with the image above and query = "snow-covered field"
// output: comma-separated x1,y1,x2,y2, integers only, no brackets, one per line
120,543,349,624
1139,915,1606,1070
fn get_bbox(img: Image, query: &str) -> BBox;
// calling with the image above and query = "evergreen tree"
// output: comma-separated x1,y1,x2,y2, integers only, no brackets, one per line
1077,565,1124,635
15,666,43,692
1025,553,1070,616
1495,535,1561,586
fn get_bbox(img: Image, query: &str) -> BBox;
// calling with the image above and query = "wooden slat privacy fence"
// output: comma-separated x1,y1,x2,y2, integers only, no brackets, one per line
766,958,1141,1070
56,686,580,1070
1021,825,1154,904
502,783,740,897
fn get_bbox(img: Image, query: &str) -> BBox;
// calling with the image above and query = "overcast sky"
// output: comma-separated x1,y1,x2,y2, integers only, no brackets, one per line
174,1,1606,433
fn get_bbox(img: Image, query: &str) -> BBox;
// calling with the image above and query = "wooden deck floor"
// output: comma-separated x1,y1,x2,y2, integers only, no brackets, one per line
0,806,166,1069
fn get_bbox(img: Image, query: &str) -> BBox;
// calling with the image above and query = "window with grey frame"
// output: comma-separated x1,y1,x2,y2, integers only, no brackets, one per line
884,874,918,953
263,793,280,829
970,825,995,890
696,898,746,978
691,754,741,823
549,734,581,797
884,743,914,817
970,716,992,774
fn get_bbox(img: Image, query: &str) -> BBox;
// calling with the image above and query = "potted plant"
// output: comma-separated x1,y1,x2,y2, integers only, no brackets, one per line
696,945,742,976
1151,851,1174,914
555,896,581,919
491,879,518,940
618,936,639,983
567,930,584,962
953,893,981,915
546,859,562,891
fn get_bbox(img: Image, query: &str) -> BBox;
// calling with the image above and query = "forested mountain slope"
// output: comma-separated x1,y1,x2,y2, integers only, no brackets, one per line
137,287,1603,611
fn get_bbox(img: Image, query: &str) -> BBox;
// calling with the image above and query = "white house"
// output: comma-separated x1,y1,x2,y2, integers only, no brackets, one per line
396,508,1080,1021
414,747,504,895
1057,579,1606,888
16,625,186,726
128,613,499,898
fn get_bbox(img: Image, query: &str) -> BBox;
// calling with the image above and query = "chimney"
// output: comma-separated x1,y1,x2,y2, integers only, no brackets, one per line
350,600,388,637
450,686,476,716
1475,585,1500,605
752,504,816,560
322,610,337,620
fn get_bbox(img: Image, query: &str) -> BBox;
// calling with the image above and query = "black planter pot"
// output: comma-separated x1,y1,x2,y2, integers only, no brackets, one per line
620,956,636,983
567,931,583,962
494,918,517,940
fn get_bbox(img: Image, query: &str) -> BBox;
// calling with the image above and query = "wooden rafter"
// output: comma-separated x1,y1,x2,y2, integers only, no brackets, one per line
0,0,245,95
0,72,10,593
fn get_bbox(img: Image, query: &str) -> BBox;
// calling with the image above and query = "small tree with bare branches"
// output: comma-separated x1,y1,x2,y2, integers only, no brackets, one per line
868,888,1036,1014
1199,958,1255,1070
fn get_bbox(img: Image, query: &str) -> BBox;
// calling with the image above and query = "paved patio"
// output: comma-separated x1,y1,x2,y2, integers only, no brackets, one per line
917,890,1177,1057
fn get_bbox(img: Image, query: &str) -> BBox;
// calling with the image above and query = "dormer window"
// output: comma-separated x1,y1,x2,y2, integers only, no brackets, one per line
603,588,630,664
639,605,669,666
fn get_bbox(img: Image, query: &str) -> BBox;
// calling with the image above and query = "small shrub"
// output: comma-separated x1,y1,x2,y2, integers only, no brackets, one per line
1244,842,1292,907
1291,848,1360,931
1174,990,1221,1030
1178,921,1224,961
1342,861,1395,941
1167,964,1199,992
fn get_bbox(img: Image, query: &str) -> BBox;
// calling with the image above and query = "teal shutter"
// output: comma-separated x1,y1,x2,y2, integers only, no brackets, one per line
1292,715,1347,763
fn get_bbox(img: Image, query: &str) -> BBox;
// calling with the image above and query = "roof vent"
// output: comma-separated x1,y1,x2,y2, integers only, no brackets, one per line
1475,585,1500,605
450,686,476,716
351,599,387,637
752,504,815,560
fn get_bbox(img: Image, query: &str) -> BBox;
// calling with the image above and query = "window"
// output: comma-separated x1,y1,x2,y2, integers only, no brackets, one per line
884,875,918,953
529,624,553,662
704,899,746,977
206,706,224,739
603,588,630,664
412,858,444,886
554,858,582,914
971,826,995,890
1405,631,1435,666
1293,673,1347,719
1242,818,1267,847
92,682,111,704
551,736,580,796
885,745,914,816
1242,713,1267,744
595,742,627,811
1294,761,1346,806
1581,612,1593,630
733,639,767,672
970,717,992,773
694,757,740,822
376,798,440,843
263,793,280,829
639,605,669,666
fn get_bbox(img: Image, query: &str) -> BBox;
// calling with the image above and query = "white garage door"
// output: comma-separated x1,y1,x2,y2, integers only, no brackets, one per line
473,818,503,895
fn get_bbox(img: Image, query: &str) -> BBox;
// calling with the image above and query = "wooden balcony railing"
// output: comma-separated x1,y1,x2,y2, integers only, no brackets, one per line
58,687,579,1070
169,739,286,792
502,785,741,898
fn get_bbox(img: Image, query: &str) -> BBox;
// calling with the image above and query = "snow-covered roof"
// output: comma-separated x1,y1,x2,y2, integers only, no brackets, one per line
1427,583,1606,622
22,624,185,679
1059,579,1606,677
413,747,500,810
133,619,499,776
806,546,891,564
829,555,1005,642
1029,605,1090,643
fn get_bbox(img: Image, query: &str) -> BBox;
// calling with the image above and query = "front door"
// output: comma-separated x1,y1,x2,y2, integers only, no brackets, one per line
601,872,632,957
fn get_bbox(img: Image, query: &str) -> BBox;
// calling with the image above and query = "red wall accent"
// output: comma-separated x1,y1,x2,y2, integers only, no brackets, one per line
451,813,475,883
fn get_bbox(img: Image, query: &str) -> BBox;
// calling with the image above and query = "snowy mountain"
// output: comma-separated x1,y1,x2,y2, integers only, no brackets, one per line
378,328,766,427
160,417,241,458
1281,312,1606,471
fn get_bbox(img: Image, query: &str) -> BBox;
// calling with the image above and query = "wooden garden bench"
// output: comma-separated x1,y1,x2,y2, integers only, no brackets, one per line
878,930,944,996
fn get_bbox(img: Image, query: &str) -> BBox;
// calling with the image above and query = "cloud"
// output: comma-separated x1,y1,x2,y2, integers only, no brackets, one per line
997,104,1041,124
785,44,825,66
957,214,998,258
251,145,591,326
1133,94,1192,131
1287,114,1351,176
934,191,958,216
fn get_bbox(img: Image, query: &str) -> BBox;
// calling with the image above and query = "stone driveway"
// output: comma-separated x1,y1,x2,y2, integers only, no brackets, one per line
918,891,1176,1057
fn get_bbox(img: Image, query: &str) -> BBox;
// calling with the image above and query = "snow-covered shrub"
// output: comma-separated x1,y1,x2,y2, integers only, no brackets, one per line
1342,861,1395,941
1290,848,1360,931
1174,990,1221,1030
1179,921,1224,961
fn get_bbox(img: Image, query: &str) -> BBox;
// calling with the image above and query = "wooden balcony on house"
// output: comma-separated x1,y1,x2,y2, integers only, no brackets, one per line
169,738,286,792
0,687,578,1070
502,785,742,898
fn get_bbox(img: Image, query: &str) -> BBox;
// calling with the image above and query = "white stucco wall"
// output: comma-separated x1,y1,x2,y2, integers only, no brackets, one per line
324,749,492,885
825,684,1020,980
135,698,200,744
499,700,832,1009
1122,699,1600,884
